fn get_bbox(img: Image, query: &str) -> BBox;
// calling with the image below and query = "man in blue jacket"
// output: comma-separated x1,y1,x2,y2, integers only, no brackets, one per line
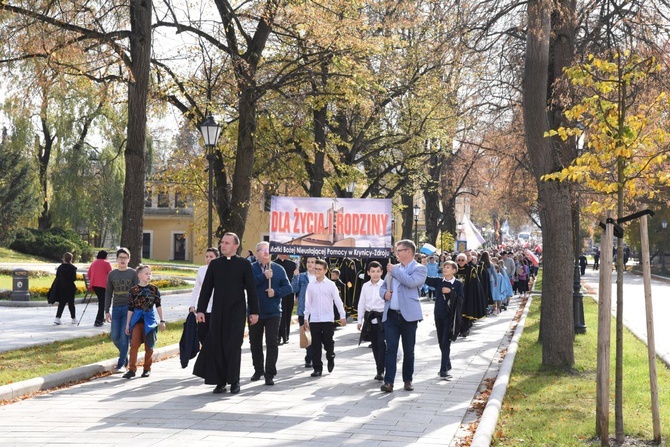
379,239,427,392
249,241,293,386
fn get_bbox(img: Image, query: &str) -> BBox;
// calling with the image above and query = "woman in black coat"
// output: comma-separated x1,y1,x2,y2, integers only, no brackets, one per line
53,252,78,325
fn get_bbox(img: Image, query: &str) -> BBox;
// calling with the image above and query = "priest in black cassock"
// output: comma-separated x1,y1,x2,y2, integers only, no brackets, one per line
455,252,484,337
194,232,259,395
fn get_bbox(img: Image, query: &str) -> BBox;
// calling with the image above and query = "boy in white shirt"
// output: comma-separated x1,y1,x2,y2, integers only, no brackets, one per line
357,261,386,381
304,259,347,377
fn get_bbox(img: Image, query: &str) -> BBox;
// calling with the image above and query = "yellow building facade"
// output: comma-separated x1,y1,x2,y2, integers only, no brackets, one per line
142,182,272,263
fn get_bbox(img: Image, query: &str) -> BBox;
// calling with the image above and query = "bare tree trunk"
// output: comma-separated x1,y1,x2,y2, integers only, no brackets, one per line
37,109,55,230
401,193,414,241
424,150,443,246
120,0,152,265
524,0,575,366
218,0,280,245
310,105,327,198
225,85,256,240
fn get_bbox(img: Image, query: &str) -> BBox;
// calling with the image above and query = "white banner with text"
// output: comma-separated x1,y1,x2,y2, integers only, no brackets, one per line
269,196,393,258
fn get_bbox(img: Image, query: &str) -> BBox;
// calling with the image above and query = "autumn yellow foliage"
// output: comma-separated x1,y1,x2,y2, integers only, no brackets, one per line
542,52,670,214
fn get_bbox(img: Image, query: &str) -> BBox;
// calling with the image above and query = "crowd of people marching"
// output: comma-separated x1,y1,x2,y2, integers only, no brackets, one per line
53,236,540,395
179,235,541,395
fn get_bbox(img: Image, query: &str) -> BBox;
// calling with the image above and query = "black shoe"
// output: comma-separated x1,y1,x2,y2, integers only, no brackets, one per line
141,370,151,378
122,370,135,379
230,383,241,394
213,384,226,394
283,339,288,344
265,376,274,386
327,356,335,373
439,371,453,380
250,372,263,381
380,383,393,392
305,361,312,368
310,370,322,377
374,374,384,381
94,321,103,327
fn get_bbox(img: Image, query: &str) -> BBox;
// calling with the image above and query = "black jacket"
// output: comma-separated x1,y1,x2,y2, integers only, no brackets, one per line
179,312,200,368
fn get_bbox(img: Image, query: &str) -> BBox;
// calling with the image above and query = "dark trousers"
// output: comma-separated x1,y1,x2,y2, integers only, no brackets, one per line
249,316,280,378
309,321,335,372
298,315,313,363
56,296,75,319
369,321,386,375
435,314,452,373
383,310,417,385
278,295,294,342
93,286,105,323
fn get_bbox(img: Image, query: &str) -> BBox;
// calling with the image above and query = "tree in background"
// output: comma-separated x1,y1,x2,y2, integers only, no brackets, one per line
544,51,670,441
0,57,126,248
0,125,40,245
2,0,153,263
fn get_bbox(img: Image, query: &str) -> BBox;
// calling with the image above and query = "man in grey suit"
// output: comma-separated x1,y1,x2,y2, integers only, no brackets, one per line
379,239,428,392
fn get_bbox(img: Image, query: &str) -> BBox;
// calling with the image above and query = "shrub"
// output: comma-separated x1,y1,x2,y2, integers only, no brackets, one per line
10,228,93,262
152,278,189,288
0,269,52,278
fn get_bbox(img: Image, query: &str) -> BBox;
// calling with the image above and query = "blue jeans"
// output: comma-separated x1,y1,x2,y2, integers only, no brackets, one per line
110,305,129,369
383,310,417,385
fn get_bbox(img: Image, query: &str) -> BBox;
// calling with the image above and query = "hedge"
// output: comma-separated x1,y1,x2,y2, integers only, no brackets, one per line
0,277,188,300
9,228,94,262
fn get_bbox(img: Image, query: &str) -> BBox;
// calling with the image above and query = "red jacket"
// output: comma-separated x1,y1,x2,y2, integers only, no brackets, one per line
87,258,112,289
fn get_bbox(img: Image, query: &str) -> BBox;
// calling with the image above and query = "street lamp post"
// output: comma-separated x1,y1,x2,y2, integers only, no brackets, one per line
662,220,668,276
413,204,420,246
199,115,222,249
345,180,356,198
573,131,587,334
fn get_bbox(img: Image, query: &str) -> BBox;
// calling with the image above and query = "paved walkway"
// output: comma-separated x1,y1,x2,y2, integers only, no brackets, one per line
0,291,194,353
0,293,523,446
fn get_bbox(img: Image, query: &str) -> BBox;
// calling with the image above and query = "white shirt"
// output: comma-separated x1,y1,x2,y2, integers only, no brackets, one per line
191,265,214,313
304,277,346,323
357,279,385,325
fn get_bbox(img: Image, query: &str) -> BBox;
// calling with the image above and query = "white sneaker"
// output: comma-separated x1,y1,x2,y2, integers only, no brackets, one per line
114,366,127,374
71,318,77,325
54,318,61,325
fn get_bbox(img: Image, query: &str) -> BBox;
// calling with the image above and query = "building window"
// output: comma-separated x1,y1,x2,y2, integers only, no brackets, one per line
142,233,152,259
157,191,170,208
175,191,186,208
173,233,186,261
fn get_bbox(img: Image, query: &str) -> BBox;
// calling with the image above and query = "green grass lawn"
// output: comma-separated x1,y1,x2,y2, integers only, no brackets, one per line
0,247,52,263
495,294,670,445
0,275,79,290
0,321,185,386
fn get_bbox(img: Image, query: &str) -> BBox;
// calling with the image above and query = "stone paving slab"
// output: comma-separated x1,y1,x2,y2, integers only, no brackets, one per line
0,295,522,446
